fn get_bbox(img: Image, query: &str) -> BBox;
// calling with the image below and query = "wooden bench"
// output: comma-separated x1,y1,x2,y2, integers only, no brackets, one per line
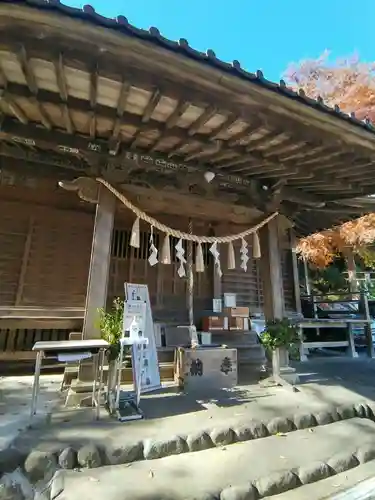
298,292,373,361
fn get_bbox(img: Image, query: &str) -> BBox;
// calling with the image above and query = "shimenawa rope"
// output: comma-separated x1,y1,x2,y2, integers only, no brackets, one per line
97,178,278,243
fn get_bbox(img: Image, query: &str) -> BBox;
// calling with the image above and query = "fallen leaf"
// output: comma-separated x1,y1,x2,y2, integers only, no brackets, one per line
275,432,287,437
308,428,314,433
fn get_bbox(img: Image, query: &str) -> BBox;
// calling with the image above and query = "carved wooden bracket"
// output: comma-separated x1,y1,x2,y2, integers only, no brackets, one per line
58,177,99,203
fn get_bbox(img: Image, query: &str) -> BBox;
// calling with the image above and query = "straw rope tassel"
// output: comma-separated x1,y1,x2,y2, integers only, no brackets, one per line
253,231,261,259
130,217,140,248
196,243,205,272
160,234,171,264
227,241,236,270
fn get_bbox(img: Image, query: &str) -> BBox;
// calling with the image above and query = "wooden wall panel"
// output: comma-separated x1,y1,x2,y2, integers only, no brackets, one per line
0,202,30,305
20,208,94,306
108,225,213,323
0,199,94,308
221,240,264,313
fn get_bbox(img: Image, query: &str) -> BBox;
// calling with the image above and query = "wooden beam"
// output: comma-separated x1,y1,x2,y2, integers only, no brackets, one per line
188,107,217,136
54,53,68,101
53,53,74,133
6,98,28,124
0,81,349,178
63,105,73,134
90,65,98,109
0,119,334,208
142,89,161,123
15,215,35,306
111,80,131,142
3,30,375,156
33,99,51,130
16,45,37,94
165,101,190,129
210,115,238,139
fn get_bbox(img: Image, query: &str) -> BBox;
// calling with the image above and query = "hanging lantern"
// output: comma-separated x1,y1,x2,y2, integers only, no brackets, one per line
253,231,261,259
160,234,171,264
227,241,236,270
130,217,140,248
196,242,205,272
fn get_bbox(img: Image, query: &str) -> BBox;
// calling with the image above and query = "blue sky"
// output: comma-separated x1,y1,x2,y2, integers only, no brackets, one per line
64,0,373,81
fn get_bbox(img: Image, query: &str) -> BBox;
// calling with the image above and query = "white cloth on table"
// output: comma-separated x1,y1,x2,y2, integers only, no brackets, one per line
57,352,92,362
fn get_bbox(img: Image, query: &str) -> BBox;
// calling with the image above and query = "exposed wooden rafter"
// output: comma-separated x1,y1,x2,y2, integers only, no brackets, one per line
0,81,355,185
53,53,74,134
16,45,37,95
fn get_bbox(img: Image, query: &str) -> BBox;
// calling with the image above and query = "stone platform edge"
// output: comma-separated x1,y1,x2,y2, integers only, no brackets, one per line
1,402,374,478
50,443,375,500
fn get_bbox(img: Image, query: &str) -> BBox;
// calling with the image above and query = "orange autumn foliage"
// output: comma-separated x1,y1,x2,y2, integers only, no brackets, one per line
297,214,375,267
285,52,375,266
284,51,375,122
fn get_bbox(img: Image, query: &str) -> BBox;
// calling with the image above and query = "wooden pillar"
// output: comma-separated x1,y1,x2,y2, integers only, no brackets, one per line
82,184,116,339
290,229,302,315
260,218,299,383
259,217,284,320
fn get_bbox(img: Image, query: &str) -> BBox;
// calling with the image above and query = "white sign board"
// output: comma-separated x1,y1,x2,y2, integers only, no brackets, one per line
212,299,222,313
224,293,237,308
125,283,161,393
123,301,146,343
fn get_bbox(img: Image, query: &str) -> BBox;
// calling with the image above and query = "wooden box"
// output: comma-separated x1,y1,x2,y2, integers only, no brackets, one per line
224,307,250,318
202,316,229,331
174,347,237,390
228,317,250,331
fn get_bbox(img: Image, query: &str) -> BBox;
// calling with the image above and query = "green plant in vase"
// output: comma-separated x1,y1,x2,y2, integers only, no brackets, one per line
261,318,300,372
97,297,124,362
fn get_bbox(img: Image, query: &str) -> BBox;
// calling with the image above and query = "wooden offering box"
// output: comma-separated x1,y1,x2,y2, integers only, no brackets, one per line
202,316,229,331
228,317,250,331
223,307,250,318
174,347,238,390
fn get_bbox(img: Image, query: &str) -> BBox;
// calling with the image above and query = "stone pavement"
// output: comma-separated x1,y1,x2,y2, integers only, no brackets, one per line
3,357,375,499
0,375,62,450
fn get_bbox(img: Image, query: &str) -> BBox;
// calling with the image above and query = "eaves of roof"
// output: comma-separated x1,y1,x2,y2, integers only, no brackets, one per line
2,0,375,140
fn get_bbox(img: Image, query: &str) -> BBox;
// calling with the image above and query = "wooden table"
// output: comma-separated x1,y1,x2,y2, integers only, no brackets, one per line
30,339,108,420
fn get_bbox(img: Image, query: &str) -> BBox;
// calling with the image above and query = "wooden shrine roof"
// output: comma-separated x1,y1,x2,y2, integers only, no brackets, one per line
1,1,375,234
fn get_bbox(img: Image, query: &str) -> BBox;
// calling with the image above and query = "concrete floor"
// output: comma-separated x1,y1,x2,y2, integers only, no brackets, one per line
8,357,375,456
0,374,62,450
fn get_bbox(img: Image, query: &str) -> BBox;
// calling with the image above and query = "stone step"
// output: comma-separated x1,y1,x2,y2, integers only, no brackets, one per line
63,361,174,388
267,460,375,500
50,418,375,500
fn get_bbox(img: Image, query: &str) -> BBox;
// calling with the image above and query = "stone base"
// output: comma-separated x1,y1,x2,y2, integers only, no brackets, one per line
64,379,100,408
279,366,300,385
